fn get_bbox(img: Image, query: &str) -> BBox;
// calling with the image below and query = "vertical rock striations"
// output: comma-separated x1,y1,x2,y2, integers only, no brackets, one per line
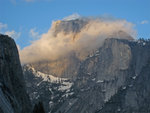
0,34,31,113
55,38,150,113
23,35,150,113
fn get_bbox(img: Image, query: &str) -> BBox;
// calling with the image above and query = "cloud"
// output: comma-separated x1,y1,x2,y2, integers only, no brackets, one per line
0,22,21,39
29,28,41,39
17,44,21,51
63,13,81,21
5,30,21,39
0,22,7,31
140,20,149,24
20,15,136,64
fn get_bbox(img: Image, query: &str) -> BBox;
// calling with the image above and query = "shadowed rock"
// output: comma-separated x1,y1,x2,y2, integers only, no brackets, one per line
0,34,31,113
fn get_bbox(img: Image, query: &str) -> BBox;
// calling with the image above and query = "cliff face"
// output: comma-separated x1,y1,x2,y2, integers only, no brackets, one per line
22,18,133,78
26,19,87,78
52,19,88,38
23,37,150,113
56,38,150,113
29,53,80,78
23,65,73,113
52,39,133,113
97,39,150,113
0,34,31,113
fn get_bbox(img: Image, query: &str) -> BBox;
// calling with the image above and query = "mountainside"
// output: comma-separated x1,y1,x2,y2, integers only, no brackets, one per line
0,34,31,113
29,52,80,78
97,39,150,113
59,38,150,113
23,36,150,113
21,16,149,113
23,65,74,113
23,18,134,78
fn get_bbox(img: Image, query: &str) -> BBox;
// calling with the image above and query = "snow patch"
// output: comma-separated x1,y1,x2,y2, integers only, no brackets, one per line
96,80,104,83
63,13,81,21
132,75,137,80
122,86,126,90
58,81,73,91
92,78,96,81
27,65,68,84
128,84,133,87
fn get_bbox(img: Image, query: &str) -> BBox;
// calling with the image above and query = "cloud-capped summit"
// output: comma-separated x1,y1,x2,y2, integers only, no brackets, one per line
20,15,136,64
63,13,81,21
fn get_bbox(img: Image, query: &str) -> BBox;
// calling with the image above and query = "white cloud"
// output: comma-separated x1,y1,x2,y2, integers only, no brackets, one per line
20,16,136,64
140,20,149,24
0,22,7,31
5,30,21,39
29,28,41,39
17,44,21,51
0,22,21,40
63,13,81,21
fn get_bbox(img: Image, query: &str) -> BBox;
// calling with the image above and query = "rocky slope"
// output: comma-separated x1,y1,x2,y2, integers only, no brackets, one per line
97,39,150,113
25,19,88,78
0,34,31,113
21,14,150,113
23,65,74,113
23,18,133,79
29,53,80,78
23,37,150,113
58,38,150,113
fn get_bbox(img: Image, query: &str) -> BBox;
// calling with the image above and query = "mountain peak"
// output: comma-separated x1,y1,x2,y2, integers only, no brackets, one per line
52,17,88,37
63,13,81,21
108,30,134,40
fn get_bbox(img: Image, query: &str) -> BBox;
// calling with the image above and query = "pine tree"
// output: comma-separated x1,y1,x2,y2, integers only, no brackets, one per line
33,101,45,113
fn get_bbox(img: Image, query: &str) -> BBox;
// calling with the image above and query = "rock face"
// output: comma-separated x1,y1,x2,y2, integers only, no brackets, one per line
53,19,88,38
22,18,134,78
23,65,74,113
97,39,150,113
30,53,80,78
26,19,88,78
57,38,150,113
23,37,150,113
0,34,31,113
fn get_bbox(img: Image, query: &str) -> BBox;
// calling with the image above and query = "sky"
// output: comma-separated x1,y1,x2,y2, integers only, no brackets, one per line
0,0,150,49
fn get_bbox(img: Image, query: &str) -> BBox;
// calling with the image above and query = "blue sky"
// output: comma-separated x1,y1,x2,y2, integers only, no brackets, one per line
0,0,150,49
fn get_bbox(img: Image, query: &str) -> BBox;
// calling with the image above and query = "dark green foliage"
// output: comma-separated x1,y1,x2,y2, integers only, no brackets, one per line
33,102,45,113
0,107,4,113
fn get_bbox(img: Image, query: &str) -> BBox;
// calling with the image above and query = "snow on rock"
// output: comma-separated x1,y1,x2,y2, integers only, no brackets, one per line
58,81,73,91
128,84,133,87
89,54,94,58
63,13,81,21
49,101,53,107
96,80,104,83
92,78,96,81
95,53,100,56
62,92,74,98
137,40,147,46
132,75,137,80
122,86,126,90
87,73,91,75
143,42,146,46
26,65,68,83
96,50,99,53
117,108,121,112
